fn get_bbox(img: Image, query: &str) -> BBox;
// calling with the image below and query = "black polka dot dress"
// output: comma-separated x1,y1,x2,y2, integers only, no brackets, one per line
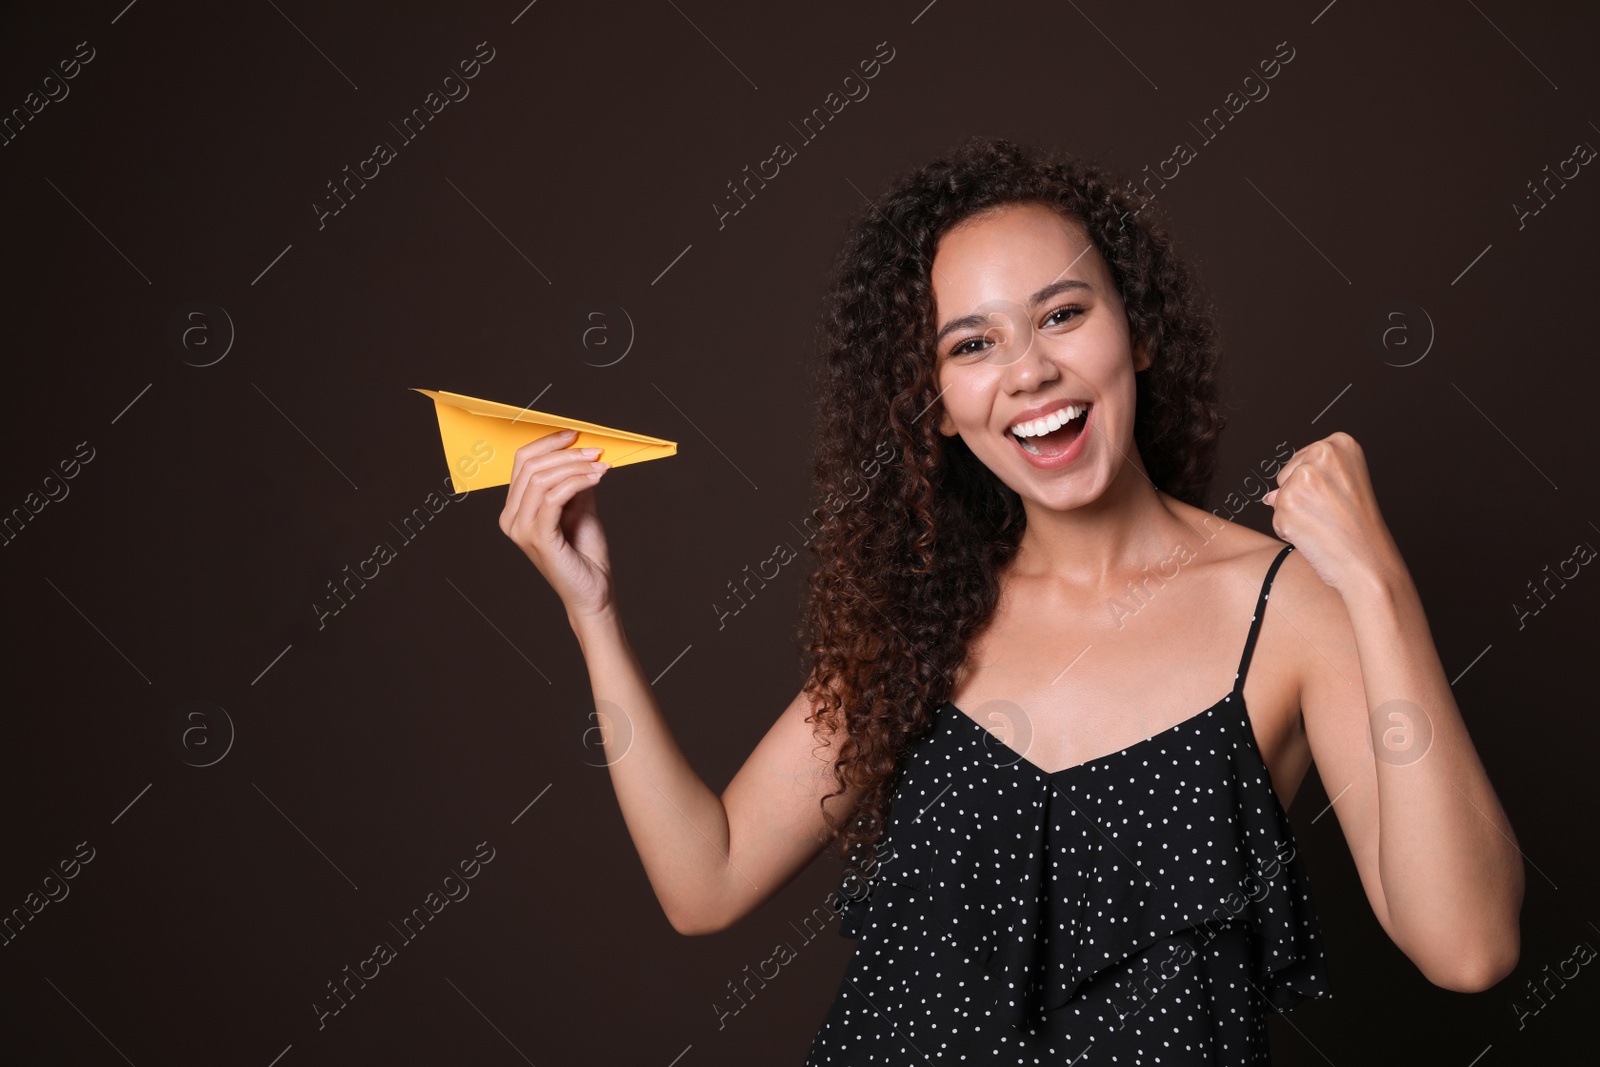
808,543,1330,1064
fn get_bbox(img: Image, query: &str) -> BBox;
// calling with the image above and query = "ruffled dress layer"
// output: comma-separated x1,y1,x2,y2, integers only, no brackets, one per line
809,542,1330,1064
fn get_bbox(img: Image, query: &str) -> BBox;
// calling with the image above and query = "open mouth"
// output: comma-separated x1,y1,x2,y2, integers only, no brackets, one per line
1009,402,1091,458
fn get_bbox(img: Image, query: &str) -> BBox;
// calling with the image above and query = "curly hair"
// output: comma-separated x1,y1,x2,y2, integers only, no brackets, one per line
796,134,1230,869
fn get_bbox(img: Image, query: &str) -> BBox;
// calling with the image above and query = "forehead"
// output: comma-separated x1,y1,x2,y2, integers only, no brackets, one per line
929,202,1108,312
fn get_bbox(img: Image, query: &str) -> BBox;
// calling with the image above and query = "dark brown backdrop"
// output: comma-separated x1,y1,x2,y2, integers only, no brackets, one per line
3,0,1596,1063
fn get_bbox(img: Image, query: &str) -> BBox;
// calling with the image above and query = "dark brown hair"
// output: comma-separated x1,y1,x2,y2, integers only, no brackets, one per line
797,134,1228,867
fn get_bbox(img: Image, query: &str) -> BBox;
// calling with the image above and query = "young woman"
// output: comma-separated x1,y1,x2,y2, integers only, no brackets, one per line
497,136,1523,1063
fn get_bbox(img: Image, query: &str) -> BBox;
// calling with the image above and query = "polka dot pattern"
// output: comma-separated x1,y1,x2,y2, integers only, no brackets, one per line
808,543,1330,1063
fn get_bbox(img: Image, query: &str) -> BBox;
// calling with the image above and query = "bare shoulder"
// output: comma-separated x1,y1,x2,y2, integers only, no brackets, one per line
1166,494,1354,695
1164,494,1296,587
1164,496,1359,808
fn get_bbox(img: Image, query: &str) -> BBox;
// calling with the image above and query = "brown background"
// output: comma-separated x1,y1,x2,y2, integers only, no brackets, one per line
2,0,1596,1063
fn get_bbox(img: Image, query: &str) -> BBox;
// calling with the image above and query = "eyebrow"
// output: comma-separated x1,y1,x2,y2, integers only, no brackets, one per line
933,278,1096,347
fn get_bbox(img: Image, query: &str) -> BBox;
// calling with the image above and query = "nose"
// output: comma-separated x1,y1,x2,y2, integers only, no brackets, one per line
996,317,1059,390
970,298,1051,374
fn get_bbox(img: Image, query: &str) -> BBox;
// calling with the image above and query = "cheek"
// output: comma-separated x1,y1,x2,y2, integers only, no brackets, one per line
933,371,955,420
1080,356,1138,407
1081,324,1134,371
936,368,985,424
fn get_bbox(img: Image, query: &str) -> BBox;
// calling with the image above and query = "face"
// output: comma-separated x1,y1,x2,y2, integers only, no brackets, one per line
932,201,1150,507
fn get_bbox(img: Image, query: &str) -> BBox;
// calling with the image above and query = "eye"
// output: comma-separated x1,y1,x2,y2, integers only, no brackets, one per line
945,304,1088,358
1044,304,1086,327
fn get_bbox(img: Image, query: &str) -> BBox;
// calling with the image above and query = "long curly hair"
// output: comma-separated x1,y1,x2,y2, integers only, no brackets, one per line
797,134,1229,868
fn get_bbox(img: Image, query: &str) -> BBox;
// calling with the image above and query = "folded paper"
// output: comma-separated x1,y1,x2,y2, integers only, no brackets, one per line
413,388,677,493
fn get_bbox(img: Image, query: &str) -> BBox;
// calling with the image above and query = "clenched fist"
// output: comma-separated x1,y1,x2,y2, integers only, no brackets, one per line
1261,431,1403,596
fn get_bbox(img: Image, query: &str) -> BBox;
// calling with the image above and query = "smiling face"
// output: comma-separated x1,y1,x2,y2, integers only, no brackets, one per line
932,201,1151,508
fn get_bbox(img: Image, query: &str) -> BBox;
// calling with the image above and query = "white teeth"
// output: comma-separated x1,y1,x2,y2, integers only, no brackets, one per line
1009,404,1087,438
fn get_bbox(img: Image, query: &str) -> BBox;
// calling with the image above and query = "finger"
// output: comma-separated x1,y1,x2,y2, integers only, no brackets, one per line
504,440,592,521
501,456,534,530
523,467,605,544
1261,488,1277,507
504,430,579,511
513,427,579,462
515,459,606,539
546,466,603,519
502,444,543,522
1275,443,1314,486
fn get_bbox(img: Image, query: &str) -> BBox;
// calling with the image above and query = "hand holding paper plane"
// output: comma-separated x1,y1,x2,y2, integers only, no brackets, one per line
413,388,677,493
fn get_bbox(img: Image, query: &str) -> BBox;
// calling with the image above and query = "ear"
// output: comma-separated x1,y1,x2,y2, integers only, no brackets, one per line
1132,333,1153,372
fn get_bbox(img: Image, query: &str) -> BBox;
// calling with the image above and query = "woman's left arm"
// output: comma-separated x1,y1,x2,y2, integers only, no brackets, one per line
1263,431,1524,992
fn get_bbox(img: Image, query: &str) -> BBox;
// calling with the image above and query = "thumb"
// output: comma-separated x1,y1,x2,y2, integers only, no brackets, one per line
1261,489,1278,507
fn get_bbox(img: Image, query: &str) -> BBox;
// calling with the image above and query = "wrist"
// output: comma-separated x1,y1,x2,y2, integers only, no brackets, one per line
568,603,622,643
1344,554,1408,609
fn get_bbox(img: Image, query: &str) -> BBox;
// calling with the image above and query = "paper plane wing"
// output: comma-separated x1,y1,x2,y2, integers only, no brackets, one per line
413,388,677,493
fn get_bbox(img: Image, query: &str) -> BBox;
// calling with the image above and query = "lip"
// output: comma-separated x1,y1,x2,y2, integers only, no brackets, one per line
1007,401,1094,470
1004,397,1092,433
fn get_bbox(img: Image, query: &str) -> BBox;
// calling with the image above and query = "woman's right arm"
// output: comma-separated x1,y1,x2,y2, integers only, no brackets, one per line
498,428,864,936
569,607,865,935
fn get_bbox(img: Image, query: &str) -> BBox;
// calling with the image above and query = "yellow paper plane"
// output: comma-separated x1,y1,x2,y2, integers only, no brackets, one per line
413,388,677,493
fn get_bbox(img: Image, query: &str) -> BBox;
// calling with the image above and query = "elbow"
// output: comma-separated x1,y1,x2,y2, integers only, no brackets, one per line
670,915,720,937
667,905,730,938
1423,931,1521,993
1428,954,1517,993
662,877,742,936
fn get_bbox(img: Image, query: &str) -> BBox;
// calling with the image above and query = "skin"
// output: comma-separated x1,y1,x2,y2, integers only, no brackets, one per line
927,201,1522,991
498,202,1522,994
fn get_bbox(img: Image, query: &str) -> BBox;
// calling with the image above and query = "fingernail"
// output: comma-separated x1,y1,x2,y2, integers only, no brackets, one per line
580,447,601,457
591,461,610,472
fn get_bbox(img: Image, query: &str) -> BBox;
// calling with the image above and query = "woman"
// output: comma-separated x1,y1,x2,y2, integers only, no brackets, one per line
496,136,1523,1063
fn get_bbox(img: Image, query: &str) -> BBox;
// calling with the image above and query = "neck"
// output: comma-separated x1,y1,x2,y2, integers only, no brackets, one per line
1010,452,1200,590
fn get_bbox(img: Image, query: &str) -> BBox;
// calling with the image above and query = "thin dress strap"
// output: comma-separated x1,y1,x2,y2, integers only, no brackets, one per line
1234,542,1295,694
